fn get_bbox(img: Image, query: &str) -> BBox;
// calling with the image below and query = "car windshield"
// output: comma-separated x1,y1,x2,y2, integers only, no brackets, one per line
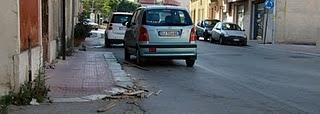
203,20,220,27
111,14,132,23
143,9,193,26
222,23,242,31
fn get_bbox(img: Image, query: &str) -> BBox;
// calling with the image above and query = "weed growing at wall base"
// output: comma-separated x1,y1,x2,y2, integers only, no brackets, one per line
0,68,50,114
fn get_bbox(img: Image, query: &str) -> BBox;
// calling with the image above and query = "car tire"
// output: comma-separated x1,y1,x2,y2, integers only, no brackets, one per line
242,42,247,46
209,37,214,43
105,41,111,48
136,49,144,65
124,47,130,61
219,37,224,45
186,59,195,67
105,36,111,48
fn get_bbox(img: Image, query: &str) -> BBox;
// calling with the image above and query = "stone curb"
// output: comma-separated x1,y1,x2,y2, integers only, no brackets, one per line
103,53,134,89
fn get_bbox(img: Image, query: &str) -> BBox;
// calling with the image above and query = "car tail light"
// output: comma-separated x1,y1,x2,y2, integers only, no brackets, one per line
139,26,149,43
149,48,156,52
189,27,196,44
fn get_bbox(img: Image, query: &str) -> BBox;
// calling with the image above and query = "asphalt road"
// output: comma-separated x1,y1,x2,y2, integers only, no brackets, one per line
105,41,320,114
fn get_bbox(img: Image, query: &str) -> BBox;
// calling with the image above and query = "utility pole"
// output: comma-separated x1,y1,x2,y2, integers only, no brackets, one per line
62,0,66,60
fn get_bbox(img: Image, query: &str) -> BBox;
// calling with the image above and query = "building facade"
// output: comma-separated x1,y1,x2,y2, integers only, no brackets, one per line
189,0,320,46
0,0,81,96
138,0,181,6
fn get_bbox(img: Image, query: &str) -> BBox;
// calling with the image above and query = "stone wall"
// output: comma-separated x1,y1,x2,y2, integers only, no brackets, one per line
275,0,319,45
0,0,19,95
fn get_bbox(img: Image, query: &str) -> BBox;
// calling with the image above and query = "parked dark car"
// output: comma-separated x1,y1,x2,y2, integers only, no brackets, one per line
196,19,220,41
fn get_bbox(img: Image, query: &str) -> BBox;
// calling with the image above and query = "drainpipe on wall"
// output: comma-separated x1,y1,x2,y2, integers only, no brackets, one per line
71,0,75,51
62,0,66,60
272,0,277,44
28,36,32,82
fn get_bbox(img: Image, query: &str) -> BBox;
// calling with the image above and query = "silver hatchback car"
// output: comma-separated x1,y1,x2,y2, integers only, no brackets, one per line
123,6,197,67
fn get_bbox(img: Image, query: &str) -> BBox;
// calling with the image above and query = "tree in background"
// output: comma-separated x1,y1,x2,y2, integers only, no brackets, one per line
116,0,140,12
82,0,139,18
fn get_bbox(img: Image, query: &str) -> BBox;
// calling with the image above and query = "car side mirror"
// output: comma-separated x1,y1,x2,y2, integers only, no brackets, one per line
242,29,245,31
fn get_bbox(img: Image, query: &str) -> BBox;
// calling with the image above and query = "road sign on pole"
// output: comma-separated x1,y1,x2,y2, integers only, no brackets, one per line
263,0,274,44
265,0,274,10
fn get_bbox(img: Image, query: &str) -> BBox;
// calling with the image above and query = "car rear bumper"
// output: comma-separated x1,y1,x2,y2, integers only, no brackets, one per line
223,37,247,43
107,32,125,40
138,44,197,60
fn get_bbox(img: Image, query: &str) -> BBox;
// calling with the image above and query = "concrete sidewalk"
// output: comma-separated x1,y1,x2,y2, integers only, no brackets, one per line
46,51,133,102
248,41,320,56
47,51,114,98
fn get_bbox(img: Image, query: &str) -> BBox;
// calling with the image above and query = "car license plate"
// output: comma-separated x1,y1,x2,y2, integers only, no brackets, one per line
234,39,240,41
159,31,181,37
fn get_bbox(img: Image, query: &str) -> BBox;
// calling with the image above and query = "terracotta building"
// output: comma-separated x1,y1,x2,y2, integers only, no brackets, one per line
0,0,81,96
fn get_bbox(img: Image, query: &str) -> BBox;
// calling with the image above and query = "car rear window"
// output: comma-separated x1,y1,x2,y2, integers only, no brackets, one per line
203,20,220,27
222,23,242,31
111,14,132,23
142,9,192,26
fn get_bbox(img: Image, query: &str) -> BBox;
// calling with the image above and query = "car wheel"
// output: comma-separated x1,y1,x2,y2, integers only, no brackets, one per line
186,59,195,67
204,37,208,41
209,37,214,43
136,49,144,65
219,37,224,45
242,41,247,46
105,36,111,48
124,47,130,61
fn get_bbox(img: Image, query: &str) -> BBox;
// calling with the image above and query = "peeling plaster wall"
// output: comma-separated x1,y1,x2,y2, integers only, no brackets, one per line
18,47,43,85
49,40,57,62
0,0,19,95
16,0,43,90
48,0,61,63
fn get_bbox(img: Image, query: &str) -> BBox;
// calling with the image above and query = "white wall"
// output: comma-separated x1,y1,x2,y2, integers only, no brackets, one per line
275,0,319,44
18,47,43,85
48,0,61,62
49,40,57,62
0,0,19,95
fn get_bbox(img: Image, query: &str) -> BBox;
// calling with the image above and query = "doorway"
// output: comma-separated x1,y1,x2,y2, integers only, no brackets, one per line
42,0,49,63
253,2,265,40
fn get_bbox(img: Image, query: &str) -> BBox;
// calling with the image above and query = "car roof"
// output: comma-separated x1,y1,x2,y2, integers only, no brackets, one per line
203,19,220,21
139,5,187,11
112,12,133,15
219,22,237,25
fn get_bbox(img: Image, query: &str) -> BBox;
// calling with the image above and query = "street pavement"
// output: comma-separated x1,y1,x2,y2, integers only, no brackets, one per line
9,38,320,114
110,41,320,114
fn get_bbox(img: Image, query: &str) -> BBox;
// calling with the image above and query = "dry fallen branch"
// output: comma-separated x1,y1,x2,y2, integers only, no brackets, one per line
146,92,154,98
123,90,145,96
155,90,162,96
